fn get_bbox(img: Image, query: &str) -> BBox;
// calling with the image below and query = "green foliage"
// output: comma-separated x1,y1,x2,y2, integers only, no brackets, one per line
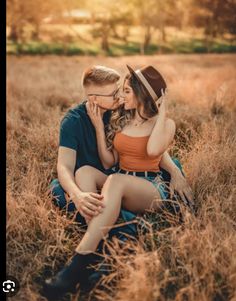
7,38,236,56
7,41,101,56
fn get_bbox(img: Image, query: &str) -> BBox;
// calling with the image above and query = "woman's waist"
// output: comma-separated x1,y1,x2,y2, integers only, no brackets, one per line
119,157,161,172
117,168,161,177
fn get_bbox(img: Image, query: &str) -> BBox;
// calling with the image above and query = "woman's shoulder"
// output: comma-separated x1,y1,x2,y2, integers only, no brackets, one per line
152,115,175,128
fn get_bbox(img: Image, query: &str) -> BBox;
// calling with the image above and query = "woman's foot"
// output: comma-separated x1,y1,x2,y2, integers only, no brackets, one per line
41,252,101,300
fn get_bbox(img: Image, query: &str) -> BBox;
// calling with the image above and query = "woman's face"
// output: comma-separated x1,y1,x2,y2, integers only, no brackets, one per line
122,80,137,110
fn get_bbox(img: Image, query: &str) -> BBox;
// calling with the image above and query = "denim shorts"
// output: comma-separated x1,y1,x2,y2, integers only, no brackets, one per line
141,172,169,200
116,170,169,200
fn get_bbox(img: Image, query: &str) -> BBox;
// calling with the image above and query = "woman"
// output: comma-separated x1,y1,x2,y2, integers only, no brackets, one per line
43,65,176,299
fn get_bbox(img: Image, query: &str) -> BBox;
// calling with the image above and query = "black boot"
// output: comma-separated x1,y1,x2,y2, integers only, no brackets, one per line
41,252,102,300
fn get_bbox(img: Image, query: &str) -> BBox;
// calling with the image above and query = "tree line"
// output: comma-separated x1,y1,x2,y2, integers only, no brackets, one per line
7,0,236,53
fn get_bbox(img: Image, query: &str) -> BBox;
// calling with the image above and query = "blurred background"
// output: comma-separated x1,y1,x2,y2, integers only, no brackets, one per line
7,0,236,56
6,2,236,301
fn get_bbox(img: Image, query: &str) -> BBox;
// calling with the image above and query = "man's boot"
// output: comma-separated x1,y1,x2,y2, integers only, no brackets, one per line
41,252,102,300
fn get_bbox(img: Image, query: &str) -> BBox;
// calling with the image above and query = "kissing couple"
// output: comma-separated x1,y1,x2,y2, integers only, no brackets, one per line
43,64,194,299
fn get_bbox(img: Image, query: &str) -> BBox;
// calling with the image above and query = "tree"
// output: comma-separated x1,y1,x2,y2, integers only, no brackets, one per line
7,0,27,42
131,0,180,54
7,0,65,42
192,0,236,39
86,0,133,52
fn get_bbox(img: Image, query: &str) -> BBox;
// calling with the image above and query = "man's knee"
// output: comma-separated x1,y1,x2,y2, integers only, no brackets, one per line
75,165,95,183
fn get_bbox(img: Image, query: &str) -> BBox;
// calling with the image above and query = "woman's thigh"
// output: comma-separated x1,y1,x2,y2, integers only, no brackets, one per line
75,165,108,191
107,174,162,213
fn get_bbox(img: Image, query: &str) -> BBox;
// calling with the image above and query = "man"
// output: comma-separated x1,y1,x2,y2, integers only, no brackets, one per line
43,65,193,299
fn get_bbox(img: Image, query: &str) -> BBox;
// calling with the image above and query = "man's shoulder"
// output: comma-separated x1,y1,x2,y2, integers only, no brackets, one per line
61,101,87,125
64,101,87,119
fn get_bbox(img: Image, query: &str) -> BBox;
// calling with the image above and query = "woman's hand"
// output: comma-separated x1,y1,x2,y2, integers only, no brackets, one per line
155,88,167,116
169,169,195,212
87,101,104,132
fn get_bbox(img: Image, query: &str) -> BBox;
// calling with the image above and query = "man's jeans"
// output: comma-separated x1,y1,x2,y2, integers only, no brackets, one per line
49,158,184,247
49,158,187,290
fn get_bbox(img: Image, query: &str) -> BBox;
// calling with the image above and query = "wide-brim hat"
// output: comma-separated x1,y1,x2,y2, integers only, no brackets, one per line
126,65,167,104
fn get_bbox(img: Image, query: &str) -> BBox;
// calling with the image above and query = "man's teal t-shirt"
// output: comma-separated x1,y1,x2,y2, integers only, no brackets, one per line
59,101,115,175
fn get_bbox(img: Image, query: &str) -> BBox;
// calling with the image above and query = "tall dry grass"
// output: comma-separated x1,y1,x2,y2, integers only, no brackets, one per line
7,54,236,301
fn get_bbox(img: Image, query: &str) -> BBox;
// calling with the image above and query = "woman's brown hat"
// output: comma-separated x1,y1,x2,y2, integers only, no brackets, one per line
126,65,167,103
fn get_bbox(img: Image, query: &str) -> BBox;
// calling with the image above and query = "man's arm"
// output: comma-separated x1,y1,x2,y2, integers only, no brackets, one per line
159,151,193,204
57,147,82,198
57,146,105,220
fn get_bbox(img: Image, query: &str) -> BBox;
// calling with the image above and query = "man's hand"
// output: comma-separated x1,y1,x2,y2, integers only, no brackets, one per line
169,168,194,210
71,192,105,222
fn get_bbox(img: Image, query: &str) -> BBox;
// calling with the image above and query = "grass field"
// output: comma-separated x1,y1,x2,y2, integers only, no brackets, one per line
7,54,236,300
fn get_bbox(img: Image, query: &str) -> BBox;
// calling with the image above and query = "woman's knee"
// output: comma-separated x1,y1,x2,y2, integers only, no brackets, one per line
103,173,125,191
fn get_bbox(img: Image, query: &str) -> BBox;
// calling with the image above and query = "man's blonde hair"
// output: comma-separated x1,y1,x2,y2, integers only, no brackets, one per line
82,65,120,87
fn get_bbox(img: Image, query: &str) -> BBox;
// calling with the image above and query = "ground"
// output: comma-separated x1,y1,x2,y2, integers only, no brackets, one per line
7,54,236,301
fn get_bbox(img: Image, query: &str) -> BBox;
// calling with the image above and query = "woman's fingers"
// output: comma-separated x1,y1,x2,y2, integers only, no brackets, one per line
170,181,195,212
118,97,125,105
169,183,174,199
91,102,95,114
92,102,97,114
88,101,92,113
97,105,101,116
184,192,195,213
184,189,193,204
95,103,99,115
181,182,193,202
178,191,188,205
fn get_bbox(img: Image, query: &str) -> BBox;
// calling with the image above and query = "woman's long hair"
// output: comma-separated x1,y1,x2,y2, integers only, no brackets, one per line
105,73,160,149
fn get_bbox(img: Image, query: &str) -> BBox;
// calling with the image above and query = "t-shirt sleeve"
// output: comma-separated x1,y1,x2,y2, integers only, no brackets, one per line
59,116,80,150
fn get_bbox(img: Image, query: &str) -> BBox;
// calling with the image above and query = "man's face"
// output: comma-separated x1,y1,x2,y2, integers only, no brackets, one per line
85,83,121,111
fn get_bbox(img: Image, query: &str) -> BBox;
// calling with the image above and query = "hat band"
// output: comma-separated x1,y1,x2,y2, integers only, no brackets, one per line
135,70,158,101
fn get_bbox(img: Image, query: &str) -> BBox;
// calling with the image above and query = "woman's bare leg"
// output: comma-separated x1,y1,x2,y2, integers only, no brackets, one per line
43,173,163,298
76,173,162,254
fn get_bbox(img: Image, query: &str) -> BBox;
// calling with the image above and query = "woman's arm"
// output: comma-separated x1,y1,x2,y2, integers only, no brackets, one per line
87,102,118,169
159,151,181,176
159,151,193,202
147,98,176,157
95,127,118,169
